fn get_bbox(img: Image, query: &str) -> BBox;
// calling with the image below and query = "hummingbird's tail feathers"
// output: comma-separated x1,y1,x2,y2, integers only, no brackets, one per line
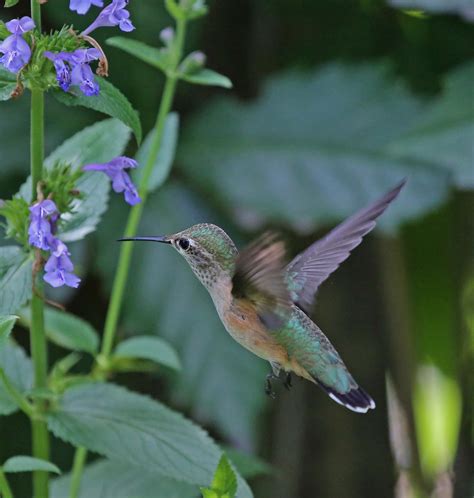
317,381,376,414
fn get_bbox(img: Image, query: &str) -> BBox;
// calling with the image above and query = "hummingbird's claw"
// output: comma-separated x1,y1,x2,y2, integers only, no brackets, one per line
283,372,292,390
265,374,277,399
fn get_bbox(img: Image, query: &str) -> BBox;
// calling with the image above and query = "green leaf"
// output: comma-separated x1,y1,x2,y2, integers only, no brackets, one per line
181,69,233,89
224,449,272,479
47,382,253,498
0,66,16,101
177,63,450,232
388,61,474,189
52,78,142,144
3,456,61,475
0,316,18,350
133,112,179,192
203,455,237,497
4,0,20,6
0,342,33,416
52,459,197,498
19,307,99,354
96,182,266,446
107,37,169,72
0,247,32,315
114,336,181,371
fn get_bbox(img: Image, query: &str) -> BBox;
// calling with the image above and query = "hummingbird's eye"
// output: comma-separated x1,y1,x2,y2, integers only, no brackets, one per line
177,238,190,251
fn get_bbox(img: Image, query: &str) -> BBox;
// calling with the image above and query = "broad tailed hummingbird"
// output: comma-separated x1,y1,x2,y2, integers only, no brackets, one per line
120,180,405,413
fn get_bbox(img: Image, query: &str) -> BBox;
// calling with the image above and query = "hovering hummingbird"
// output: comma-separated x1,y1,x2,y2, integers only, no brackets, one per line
120,180,405,413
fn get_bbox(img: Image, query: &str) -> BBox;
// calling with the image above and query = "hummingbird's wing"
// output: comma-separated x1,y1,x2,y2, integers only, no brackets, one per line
285,179,406,312
232,232,291,329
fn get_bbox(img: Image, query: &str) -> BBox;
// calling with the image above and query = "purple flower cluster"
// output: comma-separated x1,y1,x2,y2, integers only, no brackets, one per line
83,156,141,206
0,16,35,74
28,200,80,288
44,48,101,96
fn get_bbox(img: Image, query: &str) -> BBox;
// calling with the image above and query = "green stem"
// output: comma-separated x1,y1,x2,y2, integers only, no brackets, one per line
100,19,187,359
68,447,87,498
0,469,13,498
30,4,50,497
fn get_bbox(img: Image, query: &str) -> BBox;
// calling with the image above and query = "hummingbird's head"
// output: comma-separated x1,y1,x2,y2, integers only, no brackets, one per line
121,223,238,291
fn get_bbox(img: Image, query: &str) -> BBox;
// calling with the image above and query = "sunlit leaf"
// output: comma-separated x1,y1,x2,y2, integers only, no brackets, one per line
3,456,61,474
388,0,474,21
178,63,450,233
0,342,33,416
201,455,237,498
47,382,253,498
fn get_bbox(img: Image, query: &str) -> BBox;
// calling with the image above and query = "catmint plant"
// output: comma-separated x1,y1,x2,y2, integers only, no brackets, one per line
0,1,239,498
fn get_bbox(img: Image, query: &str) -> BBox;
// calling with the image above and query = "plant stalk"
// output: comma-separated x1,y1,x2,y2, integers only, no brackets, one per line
69,16,188,498
29,3,50,497
100,19,187,359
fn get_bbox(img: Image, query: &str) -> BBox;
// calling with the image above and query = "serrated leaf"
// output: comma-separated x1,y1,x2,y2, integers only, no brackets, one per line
388,0,474,21
47,382,253,498
177,63,450,233
181,69,233,89
52,459,196,498
0,246,32,315
0,342,33,416
0,66,16,100
107,37,169,72
114,336,181,371
96,182,266,446
3,456,61,474
19,307,99,354
388,61,474,189
0,315,18,350
133,112,179,192
52,78,142,144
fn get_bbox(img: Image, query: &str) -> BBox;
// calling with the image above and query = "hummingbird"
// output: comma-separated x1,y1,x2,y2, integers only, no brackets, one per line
120,180,405,413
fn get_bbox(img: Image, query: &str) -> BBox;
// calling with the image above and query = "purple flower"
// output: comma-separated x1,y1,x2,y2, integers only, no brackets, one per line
0,17,35,74
44,51,74,91
43,48,100,96
5,16,35,35
69,0,104,15
44,239,81,288
28,200,59,251
82,0,135,36
71,60,100,96
83,156,141,205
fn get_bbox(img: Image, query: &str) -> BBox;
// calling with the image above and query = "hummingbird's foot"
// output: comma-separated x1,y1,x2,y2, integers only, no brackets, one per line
283,372,292,390
265,374,277,399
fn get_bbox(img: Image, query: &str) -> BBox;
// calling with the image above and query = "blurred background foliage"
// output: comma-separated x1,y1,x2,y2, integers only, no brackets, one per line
1,1,473,497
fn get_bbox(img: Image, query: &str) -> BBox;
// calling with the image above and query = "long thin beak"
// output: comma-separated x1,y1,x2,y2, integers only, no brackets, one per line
118,236,171,244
